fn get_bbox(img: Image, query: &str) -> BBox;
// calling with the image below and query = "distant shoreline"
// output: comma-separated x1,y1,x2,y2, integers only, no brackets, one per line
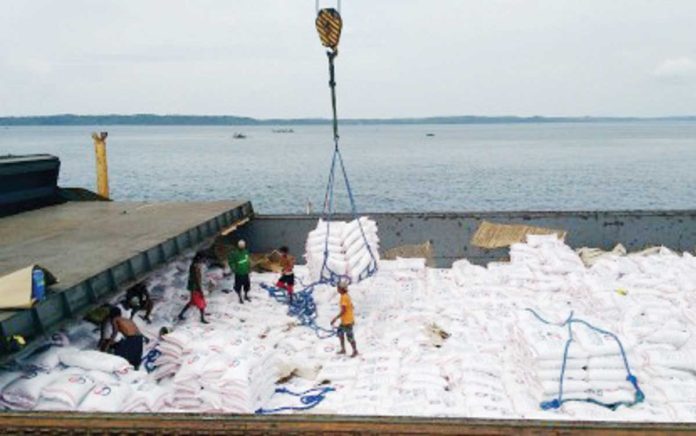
0,114,694,126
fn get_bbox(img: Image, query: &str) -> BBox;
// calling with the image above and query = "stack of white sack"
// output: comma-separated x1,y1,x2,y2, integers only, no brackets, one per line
518,311,638,407
453,234,584,292
5,238,696,421
453,356,517,418
0,344,139,411
342,217,380,283
150,329,191,381
305,219,346,281
58,348,132,373
40,372,97,410
77,381,134,412
123,381,172,413
305,217,380,283
152,326,279,413
1,370,64,410
516,234,584,272
621,303,692,350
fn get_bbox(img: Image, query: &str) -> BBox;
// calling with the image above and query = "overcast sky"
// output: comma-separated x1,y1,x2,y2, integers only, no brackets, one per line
1,0,695,118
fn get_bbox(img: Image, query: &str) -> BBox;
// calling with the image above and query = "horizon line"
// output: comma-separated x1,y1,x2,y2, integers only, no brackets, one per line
1,113,696,120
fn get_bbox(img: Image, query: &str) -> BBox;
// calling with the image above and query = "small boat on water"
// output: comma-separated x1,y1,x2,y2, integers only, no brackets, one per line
233,133,247,139
426,133,435,137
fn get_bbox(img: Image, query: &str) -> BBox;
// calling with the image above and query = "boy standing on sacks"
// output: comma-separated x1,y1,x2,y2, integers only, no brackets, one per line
275,246,296,303
228,239,252,304
331,280,358,357
178,252,210,324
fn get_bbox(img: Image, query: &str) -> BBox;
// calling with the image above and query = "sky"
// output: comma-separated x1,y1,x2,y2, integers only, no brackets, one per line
0,0,695,118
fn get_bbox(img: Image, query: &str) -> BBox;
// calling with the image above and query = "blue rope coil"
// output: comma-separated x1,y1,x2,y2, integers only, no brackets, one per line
525,308,645,411
261,283,335,338
255,386,335,414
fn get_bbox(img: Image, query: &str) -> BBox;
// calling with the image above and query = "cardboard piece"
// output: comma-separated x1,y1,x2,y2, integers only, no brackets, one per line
383,241,436,267
0,265,57,309
251,253,283,273
471,220,567,249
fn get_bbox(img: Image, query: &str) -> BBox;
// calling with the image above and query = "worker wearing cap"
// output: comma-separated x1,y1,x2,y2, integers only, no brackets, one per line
331,279,358,357
228,239,251,304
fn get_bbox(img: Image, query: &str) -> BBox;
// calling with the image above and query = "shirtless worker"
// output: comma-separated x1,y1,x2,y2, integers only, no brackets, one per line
97,301,129,351
274,246,296,303
331,280,358,357
177,252,210,324
103,306,145,370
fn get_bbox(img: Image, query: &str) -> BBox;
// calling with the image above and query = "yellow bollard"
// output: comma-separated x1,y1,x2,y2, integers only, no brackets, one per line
91,132,109,198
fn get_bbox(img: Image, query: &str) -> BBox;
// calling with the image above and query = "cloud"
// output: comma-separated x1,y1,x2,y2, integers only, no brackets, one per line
653,57,696,83
0,55,53,76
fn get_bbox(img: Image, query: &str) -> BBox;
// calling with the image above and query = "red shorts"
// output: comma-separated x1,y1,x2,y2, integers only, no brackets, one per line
190,290,206,310
277,273,295,294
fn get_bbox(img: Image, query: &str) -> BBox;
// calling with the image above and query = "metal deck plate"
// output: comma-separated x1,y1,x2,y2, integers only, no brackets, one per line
0,200,253,359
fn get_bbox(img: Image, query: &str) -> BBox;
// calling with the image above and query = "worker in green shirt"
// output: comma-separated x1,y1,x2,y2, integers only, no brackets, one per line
228,239,251,304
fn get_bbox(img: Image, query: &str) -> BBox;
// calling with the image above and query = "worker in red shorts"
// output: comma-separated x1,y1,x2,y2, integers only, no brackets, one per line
177,252,209,324
275,246,296,303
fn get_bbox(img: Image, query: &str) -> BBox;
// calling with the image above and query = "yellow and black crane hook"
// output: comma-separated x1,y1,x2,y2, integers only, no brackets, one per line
315,0,343,145
315,0,342,52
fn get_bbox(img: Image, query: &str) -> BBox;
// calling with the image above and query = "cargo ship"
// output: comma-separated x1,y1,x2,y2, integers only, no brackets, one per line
1,153,696,434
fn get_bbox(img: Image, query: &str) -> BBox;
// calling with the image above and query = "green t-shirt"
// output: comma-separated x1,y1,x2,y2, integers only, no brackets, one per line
229,249,250,275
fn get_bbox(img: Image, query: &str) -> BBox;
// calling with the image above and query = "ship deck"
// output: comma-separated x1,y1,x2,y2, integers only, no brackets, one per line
0,200,253,360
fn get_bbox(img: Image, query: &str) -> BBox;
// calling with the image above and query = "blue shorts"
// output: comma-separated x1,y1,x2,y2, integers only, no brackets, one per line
337,323,354,341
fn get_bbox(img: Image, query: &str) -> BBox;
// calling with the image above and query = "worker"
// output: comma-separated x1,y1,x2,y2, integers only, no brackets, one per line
228,239,251,304
104,306,145,370
97,302,129,351
274,246,296,303
331,279,358,357
124,281,154,324
177,252,210,324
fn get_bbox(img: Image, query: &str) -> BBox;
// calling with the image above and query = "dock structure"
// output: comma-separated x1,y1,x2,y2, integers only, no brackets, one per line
0,200,253,361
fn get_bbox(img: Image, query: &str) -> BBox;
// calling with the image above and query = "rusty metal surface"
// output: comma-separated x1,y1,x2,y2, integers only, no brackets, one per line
0,412,694,435
240,210,696,267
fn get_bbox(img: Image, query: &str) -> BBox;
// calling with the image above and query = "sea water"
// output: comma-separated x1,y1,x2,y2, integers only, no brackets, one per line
1,122,696,213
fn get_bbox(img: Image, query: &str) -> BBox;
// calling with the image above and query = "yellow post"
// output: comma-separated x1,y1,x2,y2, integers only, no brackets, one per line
91,132,109,198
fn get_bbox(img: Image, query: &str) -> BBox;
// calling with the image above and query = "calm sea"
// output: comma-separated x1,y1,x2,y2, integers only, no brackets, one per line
2,122,696,214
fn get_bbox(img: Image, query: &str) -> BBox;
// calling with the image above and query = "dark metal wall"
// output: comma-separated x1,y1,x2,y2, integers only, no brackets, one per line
238,210,696,267
0,154,62,217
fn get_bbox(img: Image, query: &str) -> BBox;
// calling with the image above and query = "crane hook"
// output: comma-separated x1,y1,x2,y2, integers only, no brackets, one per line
315,3,342,51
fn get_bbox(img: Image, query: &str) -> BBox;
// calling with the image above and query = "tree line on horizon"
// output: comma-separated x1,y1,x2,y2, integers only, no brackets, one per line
0,114,693,126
